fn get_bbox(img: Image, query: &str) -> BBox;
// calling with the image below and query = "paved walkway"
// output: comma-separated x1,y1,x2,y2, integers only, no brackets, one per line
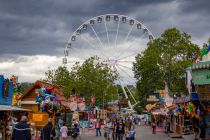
134,125,183,140
77,125,183,140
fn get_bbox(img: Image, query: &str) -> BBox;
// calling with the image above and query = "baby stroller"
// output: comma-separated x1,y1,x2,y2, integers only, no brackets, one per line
71,124,81,139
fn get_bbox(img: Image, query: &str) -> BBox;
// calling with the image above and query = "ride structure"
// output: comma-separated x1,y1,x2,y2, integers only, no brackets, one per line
62,14,154,111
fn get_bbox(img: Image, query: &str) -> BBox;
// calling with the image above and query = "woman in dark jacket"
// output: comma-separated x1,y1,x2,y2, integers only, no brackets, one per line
115,119,125,140
41,119,55,140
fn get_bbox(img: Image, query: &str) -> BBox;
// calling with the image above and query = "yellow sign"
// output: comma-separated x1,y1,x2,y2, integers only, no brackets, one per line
32,114,43,121
145,103,156,111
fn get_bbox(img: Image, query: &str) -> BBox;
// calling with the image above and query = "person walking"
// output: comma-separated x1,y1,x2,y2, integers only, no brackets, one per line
129,126,136,140
71,123,80,139
41,118,54,140
95,119,101,136
60,123,68,140
115,119,125,140
125,117,132,130
199,116,207,140
82,121,86,134
105,118,114,140
12,116,31,140
138,117,141,126
192,116,199,140
152,120,156,134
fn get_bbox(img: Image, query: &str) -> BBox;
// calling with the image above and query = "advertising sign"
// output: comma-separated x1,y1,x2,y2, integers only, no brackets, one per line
147,93,159,102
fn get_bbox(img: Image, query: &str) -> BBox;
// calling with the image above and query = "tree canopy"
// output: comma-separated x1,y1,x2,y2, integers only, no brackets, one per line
45,56,119,103
133,28,200,109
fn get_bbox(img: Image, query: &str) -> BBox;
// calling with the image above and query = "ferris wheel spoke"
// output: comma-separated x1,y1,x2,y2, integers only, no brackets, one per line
117,63,133,71
79,34,108,59
90,25,105,48
123,24,134,43
117,52,137,61
118,60,133,63
116,24,134,58
104,20,110,47
116,32,147,60
117,65,134,81
115,20,120,48
116,65,134,81
70,47,94,60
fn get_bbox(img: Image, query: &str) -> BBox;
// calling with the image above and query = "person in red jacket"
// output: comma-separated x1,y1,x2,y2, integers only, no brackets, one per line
95,119,101,136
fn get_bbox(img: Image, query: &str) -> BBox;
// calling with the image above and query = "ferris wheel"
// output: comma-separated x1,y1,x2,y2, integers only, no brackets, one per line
63,14,154,110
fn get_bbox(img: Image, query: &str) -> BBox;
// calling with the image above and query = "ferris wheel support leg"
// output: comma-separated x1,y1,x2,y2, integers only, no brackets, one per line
118,79,133,110
126,86,137,103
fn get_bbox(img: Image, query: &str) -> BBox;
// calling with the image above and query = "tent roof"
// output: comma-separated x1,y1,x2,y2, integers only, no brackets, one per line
20,80,63,100
0,105,32,111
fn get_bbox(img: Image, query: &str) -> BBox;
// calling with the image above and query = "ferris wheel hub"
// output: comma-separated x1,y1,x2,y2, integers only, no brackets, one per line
103,58,118,66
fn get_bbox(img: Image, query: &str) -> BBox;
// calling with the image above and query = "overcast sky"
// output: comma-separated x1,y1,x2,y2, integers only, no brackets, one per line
0,0,210,82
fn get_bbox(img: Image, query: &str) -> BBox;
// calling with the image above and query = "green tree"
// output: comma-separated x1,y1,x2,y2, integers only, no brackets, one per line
202,38,210,48
19,82,33,93
44,56,119,102
68,56,119,101
133,28,199,109
44,66,72,97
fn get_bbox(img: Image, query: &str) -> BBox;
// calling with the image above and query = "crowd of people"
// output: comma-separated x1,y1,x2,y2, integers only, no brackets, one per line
10,114,208,140
10,115,140,140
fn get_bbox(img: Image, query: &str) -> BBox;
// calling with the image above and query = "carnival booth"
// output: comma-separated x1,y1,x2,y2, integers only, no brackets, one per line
170,96,194,138
185,45,210,139
0,75,31,140
19,80,71,127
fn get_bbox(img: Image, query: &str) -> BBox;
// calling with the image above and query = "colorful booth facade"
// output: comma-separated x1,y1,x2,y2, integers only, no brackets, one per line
185,46,210,139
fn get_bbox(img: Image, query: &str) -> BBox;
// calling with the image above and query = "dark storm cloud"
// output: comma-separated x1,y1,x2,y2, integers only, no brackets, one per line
0,0,209,57
0,0,210,82
179,0,210,15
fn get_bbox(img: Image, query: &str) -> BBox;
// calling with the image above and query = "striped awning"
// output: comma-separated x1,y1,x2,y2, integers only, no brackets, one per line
189,61,210,70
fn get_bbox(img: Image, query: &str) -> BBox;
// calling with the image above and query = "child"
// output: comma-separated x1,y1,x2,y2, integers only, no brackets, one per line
129,126,136,140
82,121,86,134
125,128,130,140
31,134,35,140
60,123,68,140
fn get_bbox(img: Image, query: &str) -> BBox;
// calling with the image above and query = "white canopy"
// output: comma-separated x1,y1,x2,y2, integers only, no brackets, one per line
0,105,32,111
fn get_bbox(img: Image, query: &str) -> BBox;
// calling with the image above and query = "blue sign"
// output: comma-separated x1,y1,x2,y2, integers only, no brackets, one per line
0,75,13,105
190,92,199,101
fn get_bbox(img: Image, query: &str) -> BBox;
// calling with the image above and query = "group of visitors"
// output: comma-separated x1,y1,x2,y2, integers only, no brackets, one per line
11,115,79,140
100,116,136,140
